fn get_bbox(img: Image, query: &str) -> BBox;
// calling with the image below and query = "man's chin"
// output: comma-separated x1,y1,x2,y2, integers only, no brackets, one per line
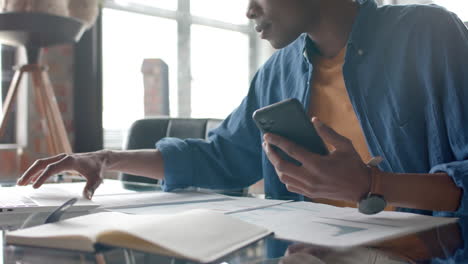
265,37,295,50
266,39,288,50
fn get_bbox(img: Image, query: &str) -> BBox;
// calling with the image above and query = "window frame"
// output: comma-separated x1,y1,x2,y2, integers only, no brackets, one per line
103,0,259,117
74,14,104,153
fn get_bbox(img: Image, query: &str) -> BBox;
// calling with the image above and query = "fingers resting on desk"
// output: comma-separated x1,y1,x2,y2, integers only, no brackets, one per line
16,152,105,200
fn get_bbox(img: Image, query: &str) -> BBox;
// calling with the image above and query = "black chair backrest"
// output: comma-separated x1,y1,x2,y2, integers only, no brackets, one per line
119,117,222,186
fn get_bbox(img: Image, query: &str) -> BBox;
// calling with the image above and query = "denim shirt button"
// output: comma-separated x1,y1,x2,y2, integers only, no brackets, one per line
358,49,365,56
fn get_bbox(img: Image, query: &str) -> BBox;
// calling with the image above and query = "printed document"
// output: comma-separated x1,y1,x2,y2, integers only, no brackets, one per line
110,195,292,215
232,202,458,248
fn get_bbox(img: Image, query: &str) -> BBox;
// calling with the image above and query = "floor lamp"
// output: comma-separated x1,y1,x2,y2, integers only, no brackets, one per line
0,13,85,155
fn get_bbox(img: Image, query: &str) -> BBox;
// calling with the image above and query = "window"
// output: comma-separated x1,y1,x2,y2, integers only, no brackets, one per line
102,8,177,148
114,0,177,11
102,0,260,149
190,0,249,25
191,25,250,118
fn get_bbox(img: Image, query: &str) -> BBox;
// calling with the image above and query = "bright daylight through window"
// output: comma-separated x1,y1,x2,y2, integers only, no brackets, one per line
102,8,177,148
433,0,468,22
114,0,176,10
102,0,253,149
384,0,468,21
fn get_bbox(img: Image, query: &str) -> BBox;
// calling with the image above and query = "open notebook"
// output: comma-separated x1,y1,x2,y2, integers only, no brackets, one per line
6,210,272,263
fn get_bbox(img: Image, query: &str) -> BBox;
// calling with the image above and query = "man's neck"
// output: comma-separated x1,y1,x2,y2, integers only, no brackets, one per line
307,0,359,58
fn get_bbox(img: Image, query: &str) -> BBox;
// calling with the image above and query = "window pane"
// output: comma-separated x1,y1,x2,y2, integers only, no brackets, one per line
191,25,249,119
113,0,177,11
433,0,468,22
191,0,249,25
102,8,177,148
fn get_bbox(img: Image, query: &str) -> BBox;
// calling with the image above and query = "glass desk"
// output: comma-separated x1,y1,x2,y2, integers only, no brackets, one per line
1,180,466,264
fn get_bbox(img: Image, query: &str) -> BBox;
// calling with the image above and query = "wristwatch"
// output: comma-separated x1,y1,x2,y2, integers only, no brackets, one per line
358,158,387,215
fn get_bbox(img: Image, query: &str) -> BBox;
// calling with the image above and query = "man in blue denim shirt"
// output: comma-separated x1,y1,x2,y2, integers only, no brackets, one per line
156,0,466,217
19,0,467,217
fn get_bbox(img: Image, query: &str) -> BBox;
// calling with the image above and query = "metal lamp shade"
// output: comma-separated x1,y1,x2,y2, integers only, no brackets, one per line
0,12,86,63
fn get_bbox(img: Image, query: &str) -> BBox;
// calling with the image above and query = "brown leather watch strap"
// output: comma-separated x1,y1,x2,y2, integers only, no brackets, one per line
369,166,384,196
366,156,384,195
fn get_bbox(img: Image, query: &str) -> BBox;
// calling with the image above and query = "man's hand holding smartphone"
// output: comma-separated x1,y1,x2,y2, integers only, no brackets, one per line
252,98,328,165
253,99,372,204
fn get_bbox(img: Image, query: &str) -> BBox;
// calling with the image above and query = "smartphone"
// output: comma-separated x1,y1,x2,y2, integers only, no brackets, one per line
252,98,328,165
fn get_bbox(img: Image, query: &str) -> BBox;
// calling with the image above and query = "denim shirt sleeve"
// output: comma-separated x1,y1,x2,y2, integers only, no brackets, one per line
423,10,468,217
156,74,264,191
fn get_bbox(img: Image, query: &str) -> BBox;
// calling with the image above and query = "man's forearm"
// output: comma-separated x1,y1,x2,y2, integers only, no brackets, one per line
100,149,165,180
380,171,462,212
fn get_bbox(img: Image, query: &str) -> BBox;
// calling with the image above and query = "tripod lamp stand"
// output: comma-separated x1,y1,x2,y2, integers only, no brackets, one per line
0,13,86,155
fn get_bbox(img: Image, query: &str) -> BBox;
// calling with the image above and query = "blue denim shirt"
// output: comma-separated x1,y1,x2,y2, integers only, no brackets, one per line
157,0,468,217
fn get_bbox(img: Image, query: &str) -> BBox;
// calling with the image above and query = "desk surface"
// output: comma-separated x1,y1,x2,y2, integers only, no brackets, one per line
1,180,466,264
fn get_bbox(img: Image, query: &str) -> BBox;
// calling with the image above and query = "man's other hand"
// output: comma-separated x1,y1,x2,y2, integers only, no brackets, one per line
16,151,109,200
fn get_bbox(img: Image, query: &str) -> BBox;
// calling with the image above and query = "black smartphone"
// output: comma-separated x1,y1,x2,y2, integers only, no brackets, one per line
253,98,328,165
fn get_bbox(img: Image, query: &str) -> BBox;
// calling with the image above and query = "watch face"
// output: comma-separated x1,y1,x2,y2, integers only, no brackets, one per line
358,194,387,215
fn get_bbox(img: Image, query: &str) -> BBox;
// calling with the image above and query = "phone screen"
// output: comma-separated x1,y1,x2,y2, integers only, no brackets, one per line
253,98,328,165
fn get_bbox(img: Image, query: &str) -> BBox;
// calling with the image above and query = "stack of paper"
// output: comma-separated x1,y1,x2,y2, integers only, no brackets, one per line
232,202,458,248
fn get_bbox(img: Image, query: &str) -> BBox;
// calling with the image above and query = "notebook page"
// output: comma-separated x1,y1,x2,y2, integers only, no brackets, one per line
6,212,129,252
99,210,271,263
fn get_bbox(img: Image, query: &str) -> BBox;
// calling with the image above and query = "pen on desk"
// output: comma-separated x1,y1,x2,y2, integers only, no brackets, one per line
19,198,79,229
44,198,78,224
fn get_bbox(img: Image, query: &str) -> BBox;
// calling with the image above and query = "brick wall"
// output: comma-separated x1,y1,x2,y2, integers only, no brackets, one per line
142,59,170,117
0,44,74,181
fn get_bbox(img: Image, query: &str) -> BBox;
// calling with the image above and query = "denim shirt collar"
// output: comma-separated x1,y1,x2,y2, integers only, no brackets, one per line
302,0,377,60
